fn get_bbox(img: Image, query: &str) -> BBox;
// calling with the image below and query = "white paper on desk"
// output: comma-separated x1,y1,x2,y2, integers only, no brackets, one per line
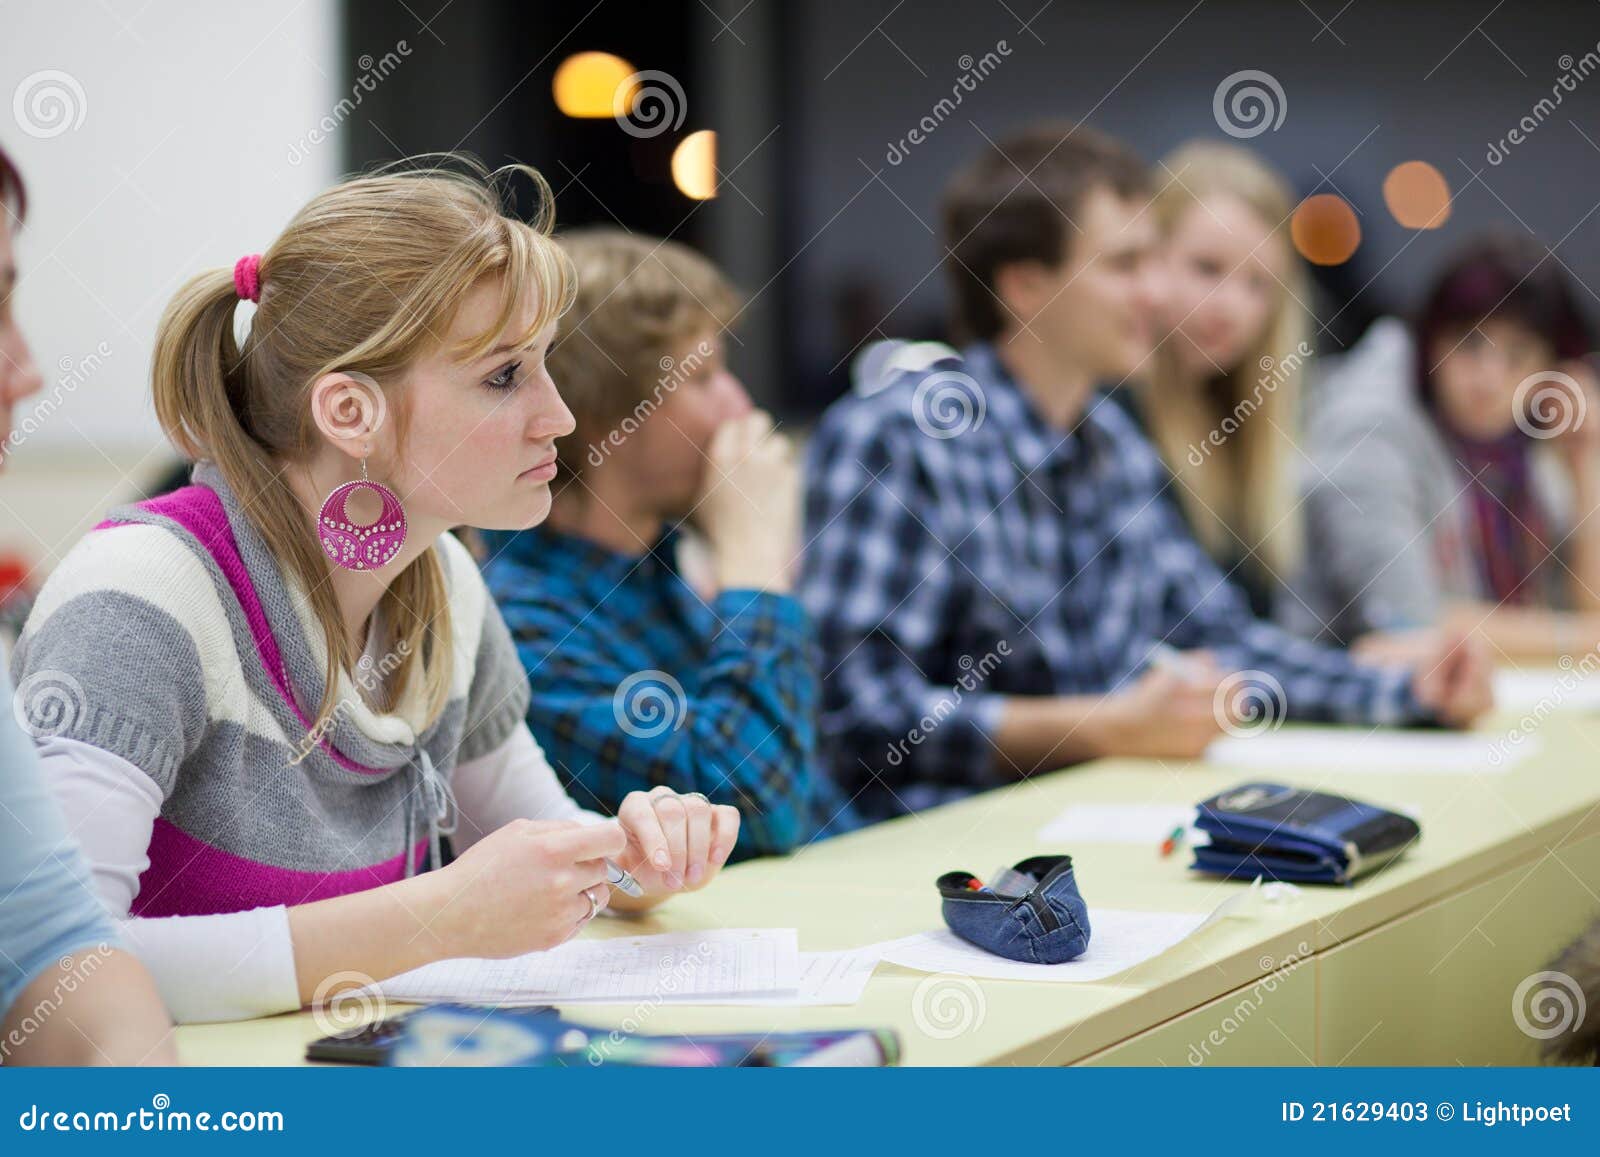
697,947,883,1006
1493,668,1600,713
1205,728,1535,774
877,891,1248,983
374,928,800,1006
1038,803,1198,845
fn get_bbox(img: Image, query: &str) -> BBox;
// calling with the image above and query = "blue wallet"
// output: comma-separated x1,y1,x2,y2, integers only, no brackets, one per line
1190,782,1420,885
937,854,1091,964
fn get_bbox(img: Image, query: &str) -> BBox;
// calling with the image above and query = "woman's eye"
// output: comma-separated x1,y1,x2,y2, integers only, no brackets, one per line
485,360,522,391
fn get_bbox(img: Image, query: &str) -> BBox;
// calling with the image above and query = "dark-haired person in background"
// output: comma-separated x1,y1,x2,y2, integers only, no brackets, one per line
1286,234,1600,660
0,144,175,1064
800,123,1493,819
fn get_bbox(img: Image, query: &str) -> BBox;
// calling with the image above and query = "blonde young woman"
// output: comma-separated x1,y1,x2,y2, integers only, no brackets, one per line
1125,140,1310,617
13,160,739,1024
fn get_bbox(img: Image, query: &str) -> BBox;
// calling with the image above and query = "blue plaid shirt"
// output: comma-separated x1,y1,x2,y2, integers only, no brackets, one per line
800,342,1424,818
480,525,859,858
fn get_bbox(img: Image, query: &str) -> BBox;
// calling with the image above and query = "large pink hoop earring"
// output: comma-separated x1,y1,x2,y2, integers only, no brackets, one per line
317,456,407,571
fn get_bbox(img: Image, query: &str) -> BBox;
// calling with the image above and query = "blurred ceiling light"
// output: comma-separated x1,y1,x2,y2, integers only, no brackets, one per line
672,130,717,200
1383,161,1452,229
1290,194,1361,265
553,51,638,118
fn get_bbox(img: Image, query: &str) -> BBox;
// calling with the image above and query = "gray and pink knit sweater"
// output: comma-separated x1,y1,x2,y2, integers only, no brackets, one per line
12,463,531,918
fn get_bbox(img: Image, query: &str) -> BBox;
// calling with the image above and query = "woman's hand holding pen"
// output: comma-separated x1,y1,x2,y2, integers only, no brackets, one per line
608,787,741,907
425,818,627,955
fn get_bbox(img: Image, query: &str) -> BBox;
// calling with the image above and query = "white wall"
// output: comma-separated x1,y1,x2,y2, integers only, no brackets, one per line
1,0,341,568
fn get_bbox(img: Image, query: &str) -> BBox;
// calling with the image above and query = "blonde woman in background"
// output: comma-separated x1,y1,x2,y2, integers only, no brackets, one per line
1120,140,1309,618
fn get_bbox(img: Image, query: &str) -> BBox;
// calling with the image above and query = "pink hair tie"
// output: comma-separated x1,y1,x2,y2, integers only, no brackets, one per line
233,254,262,303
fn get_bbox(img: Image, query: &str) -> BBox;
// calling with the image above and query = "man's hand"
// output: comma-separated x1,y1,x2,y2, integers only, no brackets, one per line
1079,656,1227,759
1408,629,1495,727
694,411,800,593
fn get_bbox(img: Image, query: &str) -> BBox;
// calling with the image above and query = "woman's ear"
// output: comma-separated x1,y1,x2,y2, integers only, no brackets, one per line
309,371,388,460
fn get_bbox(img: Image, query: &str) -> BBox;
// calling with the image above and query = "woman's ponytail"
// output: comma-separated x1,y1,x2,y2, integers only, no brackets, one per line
152,269,254,465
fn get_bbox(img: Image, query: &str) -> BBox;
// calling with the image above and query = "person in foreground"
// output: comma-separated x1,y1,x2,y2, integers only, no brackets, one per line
800,123,1494,819
13,159,738,1025
0,143,175,1063
481,229,858,857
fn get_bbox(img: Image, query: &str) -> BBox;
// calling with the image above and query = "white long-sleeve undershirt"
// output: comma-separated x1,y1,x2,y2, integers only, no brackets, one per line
37,724,597,1024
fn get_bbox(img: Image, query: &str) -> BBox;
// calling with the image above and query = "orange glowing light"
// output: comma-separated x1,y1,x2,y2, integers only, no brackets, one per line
672,130,717,200
553,52,637,119
1383,161,1452,229
1290,194,1362,266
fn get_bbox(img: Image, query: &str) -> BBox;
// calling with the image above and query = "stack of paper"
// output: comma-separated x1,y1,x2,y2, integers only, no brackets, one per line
877,889,1252,982
1205,728,1535,774
702,947,885,1007
376,928,802,1006
1493,667,1600,713
1037,802,1198,845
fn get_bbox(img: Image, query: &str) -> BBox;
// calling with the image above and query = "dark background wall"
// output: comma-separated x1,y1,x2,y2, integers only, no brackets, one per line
338,0,1600,417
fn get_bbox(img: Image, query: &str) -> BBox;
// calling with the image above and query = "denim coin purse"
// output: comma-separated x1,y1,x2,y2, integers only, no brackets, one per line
936,854,1091,964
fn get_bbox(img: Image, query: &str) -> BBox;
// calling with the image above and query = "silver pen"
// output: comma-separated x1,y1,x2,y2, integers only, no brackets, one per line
1149,641,1206,684
605,858,645,898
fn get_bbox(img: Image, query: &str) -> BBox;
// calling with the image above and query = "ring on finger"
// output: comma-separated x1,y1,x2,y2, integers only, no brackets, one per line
583,886,601,921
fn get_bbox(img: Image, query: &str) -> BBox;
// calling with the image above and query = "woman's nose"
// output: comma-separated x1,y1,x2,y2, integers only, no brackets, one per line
533,372,576,438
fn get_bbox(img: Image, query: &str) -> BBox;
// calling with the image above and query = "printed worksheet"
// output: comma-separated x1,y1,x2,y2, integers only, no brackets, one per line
1037,802,1199,845
374,928,800,1006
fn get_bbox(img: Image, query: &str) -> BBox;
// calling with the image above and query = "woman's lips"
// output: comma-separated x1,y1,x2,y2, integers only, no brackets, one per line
520,456,558,482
